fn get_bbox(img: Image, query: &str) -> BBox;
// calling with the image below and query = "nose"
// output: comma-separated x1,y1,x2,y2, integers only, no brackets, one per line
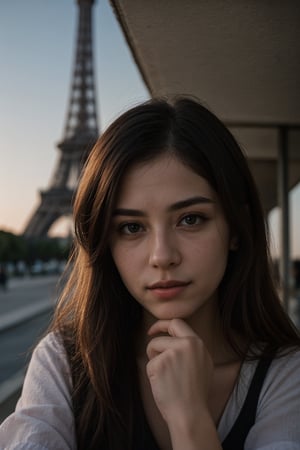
148,229,181,269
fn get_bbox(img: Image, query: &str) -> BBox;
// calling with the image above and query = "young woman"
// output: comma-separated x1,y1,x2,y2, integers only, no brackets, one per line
1,97,300,450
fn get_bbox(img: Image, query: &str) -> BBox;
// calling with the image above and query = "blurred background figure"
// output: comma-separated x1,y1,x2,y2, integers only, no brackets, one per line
0,264,8,291
293,260,300,327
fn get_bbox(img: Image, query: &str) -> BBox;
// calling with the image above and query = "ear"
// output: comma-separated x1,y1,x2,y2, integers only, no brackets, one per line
230,236,239,251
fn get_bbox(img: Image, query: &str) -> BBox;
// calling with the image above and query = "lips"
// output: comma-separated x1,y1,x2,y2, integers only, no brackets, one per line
147,280,190,299
148,280,190,289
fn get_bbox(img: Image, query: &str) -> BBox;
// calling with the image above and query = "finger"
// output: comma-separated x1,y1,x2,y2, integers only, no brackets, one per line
148,318,197,338
146,336,174,360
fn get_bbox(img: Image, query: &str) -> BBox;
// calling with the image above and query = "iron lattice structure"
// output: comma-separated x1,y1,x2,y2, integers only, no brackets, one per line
23,0,99,237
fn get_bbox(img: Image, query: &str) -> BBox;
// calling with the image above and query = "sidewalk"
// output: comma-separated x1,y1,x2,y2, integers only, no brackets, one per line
6,274,60,290
0,275,60,330
0,276,59,422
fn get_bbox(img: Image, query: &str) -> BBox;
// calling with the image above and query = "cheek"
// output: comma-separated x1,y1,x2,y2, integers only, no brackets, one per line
110,244,136,282
111,250,141,300
110,242,121,271
111,246,123,275
193,235,229,273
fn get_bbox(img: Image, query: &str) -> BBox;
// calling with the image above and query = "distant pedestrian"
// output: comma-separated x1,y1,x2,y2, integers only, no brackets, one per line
293,260,300,327
0,264,8,291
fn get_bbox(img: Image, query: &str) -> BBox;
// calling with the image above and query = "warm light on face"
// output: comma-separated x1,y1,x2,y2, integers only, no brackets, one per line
110,154,232,324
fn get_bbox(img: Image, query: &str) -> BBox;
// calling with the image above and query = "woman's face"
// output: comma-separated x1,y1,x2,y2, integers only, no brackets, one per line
110,154,233,323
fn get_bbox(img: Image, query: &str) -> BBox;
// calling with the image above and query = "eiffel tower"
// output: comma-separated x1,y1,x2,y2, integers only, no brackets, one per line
24,0,99,238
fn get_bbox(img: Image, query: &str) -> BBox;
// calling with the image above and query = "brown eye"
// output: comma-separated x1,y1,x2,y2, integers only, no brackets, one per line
120,223,142,234
179,214,206,226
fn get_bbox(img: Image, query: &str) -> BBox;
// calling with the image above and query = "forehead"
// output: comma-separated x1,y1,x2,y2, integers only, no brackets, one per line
115,154,217,206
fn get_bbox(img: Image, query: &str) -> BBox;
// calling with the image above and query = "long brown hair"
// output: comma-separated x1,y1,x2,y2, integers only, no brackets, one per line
51,96,300,449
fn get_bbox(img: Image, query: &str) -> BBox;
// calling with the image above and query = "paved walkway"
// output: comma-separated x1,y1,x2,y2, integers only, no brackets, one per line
0,275,60,421
0,275,60,330
2,274,59,293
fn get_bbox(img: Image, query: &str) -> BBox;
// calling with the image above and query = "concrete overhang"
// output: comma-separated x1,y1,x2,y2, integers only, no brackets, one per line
110,0,300,212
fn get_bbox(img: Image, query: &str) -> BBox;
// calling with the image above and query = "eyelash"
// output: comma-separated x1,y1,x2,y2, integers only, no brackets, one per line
118,222,144,235
178,213,208,227
117,213,208,236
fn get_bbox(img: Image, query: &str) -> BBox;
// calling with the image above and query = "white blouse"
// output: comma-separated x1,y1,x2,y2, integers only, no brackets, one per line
1,332,300,449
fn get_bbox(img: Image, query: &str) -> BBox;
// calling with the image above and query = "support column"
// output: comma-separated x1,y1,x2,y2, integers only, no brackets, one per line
278,126,290,312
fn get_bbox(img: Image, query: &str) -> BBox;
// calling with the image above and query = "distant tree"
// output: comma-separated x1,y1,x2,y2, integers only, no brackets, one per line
25,236,72,264
0,230,72,265
0,230,27,263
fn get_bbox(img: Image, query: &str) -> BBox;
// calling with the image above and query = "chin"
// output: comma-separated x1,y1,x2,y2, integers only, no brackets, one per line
152,305,197,321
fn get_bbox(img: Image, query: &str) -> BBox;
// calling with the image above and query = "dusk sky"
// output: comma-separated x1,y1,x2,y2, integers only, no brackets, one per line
0,0,299,258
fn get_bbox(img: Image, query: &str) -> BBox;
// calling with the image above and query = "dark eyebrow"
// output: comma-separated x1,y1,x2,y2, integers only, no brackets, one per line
112,208,145,217
168,196,214,212
112,196,214,217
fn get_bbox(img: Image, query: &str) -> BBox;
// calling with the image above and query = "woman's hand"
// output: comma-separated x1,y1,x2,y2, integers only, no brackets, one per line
146,318,214,427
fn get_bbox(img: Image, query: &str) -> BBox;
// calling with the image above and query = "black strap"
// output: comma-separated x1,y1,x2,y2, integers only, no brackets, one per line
222,356,273,450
